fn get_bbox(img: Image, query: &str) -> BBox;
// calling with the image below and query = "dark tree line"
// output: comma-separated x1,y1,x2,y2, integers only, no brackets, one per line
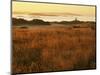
12,18,51,26
12,18,96,27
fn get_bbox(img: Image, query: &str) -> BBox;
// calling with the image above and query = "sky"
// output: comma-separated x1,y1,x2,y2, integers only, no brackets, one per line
12,1,96,22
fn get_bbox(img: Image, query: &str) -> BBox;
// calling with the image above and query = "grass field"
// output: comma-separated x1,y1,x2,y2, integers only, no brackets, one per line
12,23,96,74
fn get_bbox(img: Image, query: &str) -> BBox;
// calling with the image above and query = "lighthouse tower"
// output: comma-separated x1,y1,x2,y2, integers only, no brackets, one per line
75,17,78,22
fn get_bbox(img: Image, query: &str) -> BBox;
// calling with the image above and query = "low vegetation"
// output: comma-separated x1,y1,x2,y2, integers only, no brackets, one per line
12,23,96,74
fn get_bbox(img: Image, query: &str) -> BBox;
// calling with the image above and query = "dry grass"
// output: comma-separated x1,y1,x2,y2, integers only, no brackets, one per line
12,24,96,74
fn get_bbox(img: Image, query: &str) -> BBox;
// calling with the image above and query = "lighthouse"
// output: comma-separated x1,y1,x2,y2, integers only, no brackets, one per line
72,17,80,23
75,18,78,22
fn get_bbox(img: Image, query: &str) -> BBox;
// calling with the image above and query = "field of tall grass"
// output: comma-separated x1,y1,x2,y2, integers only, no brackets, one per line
12,23,96,74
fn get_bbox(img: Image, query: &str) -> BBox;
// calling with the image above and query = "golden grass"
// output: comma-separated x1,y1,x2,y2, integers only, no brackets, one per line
12,24,96,74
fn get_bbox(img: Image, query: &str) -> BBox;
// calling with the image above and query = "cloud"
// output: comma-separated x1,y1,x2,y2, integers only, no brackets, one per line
13,12,82,16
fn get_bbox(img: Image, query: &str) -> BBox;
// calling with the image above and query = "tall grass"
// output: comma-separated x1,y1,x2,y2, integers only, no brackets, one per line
12,25,96,74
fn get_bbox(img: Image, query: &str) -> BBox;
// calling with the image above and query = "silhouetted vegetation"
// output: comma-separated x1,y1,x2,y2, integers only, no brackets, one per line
12,18,95,27
12,18,51,25
52,20,96,25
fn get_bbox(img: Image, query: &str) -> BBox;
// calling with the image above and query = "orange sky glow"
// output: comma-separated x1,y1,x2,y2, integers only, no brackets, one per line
12,1,96,21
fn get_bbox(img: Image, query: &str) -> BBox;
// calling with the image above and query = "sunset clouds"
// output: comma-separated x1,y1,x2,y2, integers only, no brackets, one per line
12,1,96,21
13,1,95,16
